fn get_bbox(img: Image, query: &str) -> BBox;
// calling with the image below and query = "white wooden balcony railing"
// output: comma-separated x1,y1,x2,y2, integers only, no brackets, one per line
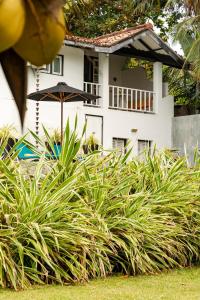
109,85,155,113
83,82,101,107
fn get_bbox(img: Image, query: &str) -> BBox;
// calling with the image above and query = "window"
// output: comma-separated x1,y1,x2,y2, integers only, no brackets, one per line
41,55,63,76
112,138,127,155
52,55,63,75
138,140,152,156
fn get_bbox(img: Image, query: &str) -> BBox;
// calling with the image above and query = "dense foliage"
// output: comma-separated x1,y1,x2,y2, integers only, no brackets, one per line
1,121,200,289
163,67,200,112
65,0,181,39
163,1,200,110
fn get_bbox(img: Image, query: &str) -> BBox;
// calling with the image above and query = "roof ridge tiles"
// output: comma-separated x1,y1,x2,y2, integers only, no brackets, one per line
65,23,154,47
94,23,153,41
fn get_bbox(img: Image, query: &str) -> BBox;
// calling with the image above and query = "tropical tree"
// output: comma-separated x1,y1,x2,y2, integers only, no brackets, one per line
165,1,199,69
65,0,181,40
164,0,200,111
163,67,200,113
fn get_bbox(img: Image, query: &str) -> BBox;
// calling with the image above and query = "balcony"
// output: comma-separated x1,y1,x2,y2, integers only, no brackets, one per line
83,82,155,113
83,82,101,107
109,85,155,113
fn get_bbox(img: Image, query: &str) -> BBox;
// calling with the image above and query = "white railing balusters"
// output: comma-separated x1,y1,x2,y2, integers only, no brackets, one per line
84,83,155,112
146,92,148,111
112,86,114,107
140,91,142,111
151,93,154,112
83,82,101,107
109,85,155,113
150,92,152,112
117,87,119,108
148,91,150,111
144,91,146,111
131,89,133,110
136,90,138,110
126,89,129,110
137,90,139,110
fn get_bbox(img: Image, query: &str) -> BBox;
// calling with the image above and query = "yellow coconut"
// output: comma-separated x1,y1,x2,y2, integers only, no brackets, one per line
14,2,65,66
0,0,25,52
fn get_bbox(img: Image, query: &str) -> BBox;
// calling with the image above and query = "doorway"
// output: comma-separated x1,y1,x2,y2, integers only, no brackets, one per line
85,114,103,146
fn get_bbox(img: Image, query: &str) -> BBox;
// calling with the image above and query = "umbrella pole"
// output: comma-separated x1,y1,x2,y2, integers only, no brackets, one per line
61,98,63,145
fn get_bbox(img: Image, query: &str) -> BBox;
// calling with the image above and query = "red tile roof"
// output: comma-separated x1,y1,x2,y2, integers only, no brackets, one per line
65,23,186,69
65,23,153,48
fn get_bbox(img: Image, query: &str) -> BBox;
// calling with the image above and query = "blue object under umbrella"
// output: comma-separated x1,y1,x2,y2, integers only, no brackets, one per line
16,143,62,160
16,143,39,160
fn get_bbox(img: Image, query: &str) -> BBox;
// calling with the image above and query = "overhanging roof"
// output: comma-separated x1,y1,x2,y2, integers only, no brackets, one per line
65,24,187,69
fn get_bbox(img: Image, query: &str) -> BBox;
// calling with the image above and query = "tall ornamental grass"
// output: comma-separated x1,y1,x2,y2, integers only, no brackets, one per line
0,120,200,289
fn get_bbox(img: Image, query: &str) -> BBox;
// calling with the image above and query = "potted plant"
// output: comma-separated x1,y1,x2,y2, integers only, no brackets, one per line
51,128,61,145
83,134,99,154
0,125,17,153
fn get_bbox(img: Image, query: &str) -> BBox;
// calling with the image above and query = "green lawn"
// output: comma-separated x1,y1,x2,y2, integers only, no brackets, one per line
1,267,200,300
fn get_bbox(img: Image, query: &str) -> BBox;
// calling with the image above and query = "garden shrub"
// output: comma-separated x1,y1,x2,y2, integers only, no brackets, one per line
0,121,200,289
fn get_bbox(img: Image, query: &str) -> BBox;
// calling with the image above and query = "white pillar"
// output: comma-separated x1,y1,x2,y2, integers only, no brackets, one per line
153,62,163,113
99,53,110,109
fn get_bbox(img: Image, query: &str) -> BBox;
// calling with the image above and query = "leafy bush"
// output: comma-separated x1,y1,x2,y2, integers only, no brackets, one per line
1,120,200,289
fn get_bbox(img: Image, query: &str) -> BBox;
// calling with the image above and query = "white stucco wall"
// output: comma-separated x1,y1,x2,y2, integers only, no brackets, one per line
0,46,84,134
26,45,85,136
79,94,173,156
0,66,22,133
0,45,173,154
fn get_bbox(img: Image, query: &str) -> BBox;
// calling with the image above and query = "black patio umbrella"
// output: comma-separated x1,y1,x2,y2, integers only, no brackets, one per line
28,82,100,143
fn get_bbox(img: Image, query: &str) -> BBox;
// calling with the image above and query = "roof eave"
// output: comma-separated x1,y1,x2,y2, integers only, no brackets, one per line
64,39,95,49
148,31,184,68
64,28,187,69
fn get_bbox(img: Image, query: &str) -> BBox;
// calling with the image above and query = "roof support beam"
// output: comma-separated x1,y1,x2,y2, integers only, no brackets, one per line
138,38,153,51
137,39,167,62
114,47,186,69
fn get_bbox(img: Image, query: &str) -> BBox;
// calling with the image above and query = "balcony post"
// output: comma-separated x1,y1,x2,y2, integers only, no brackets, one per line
153,62,163,113
99,53,110,109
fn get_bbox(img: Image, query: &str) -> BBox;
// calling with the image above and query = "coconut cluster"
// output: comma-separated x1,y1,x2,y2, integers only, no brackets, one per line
0,0,65,66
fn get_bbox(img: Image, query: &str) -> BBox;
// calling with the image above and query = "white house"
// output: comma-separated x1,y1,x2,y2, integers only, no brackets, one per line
0,23,184,156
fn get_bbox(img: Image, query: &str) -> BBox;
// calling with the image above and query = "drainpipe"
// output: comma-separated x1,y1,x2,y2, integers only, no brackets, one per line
35,68,40,146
